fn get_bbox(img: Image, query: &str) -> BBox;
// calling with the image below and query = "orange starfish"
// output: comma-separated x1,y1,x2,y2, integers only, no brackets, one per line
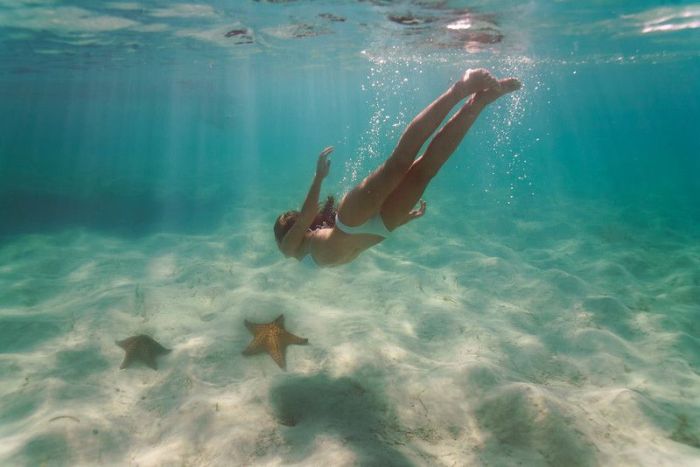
242,315,308,370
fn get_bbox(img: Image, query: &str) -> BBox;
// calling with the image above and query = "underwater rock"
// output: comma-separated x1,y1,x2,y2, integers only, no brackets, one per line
115,335,171,370
242,314,308,371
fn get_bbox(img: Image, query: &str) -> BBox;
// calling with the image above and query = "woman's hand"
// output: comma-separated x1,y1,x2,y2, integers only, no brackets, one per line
407,199,427,222
316,146,333,179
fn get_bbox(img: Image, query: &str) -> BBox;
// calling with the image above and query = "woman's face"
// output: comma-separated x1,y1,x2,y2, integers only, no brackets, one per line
274,211,298,246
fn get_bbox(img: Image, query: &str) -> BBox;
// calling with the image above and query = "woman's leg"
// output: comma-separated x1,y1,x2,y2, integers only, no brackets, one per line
381,78,521,230
338,69,499,227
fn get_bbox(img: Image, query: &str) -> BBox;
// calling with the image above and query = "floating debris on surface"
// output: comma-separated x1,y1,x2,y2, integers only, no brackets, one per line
319,13,346,22
388,13,436,26
443,12,503,49
224,28,254,44
263,23,332,39
292,24,323,38
413,0,449,8
0,0,511,83
383,6,503,51
225,29,247,38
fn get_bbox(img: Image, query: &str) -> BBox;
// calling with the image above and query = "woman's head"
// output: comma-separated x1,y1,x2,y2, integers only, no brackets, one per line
274,210,299,245
273,196,337,247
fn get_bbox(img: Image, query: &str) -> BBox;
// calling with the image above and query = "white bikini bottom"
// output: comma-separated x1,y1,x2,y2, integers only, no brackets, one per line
334,213,391,238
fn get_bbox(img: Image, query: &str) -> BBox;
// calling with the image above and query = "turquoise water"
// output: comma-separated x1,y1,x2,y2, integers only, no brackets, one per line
1,1,699,465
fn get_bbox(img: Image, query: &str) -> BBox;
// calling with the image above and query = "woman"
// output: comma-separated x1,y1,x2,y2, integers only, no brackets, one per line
274,68,521,267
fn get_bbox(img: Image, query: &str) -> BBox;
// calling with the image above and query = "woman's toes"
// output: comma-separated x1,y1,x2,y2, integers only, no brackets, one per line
459,68,497,95
498,78,522,93
473,78,521,104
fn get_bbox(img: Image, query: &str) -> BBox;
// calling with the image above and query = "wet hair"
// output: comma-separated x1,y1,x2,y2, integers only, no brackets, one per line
274,211,299,245
274,195,336,245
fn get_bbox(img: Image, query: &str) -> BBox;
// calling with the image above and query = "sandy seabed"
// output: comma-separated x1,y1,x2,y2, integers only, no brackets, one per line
0,197,698,466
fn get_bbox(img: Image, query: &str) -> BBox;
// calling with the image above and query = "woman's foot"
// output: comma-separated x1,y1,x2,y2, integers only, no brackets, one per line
472,78,521,106
455,68,499,98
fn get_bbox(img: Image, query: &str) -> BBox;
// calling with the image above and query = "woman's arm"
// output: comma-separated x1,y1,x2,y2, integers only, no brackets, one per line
280,147,333,256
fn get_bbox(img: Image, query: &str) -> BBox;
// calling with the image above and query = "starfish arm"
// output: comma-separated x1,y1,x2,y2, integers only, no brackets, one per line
119,353,134,369
242,336,266,355
268,340,286,370
116,338,131,350
282,332,308,346
116,336,169,370
143,351,159,370
147,338,170,354
244,320,270,335
244,320,255,333
241,316,304,371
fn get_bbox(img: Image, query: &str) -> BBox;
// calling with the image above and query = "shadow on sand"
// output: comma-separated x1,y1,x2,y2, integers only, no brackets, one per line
269,372,416,466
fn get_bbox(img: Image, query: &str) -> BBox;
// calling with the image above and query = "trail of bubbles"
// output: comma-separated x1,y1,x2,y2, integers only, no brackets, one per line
341,48,428,192
485,55,541,205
